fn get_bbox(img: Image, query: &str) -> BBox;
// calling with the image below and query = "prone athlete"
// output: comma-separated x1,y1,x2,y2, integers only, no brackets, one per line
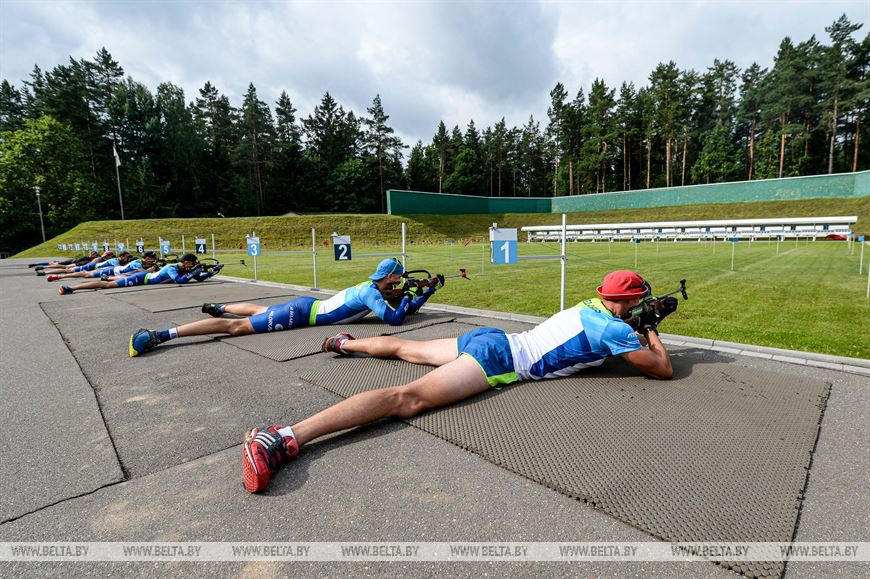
30,251,100,270
57,253,221,296
241,269,676,493
128,257,437,357
38,250,120,275
46,251,157,281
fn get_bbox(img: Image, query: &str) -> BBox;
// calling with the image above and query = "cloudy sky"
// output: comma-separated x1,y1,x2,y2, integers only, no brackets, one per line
2,1,867,147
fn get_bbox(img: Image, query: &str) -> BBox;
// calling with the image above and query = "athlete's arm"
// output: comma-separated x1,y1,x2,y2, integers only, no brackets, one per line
621,330,672,380
407,287,435,315
363,286,411,326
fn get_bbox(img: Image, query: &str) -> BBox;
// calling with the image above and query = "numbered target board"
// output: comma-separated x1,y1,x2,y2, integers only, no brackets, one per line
195,237,207,254
118,242,125,252
160,240,171,255
490,227,517,264
333,235,351,261
92,242,99,252
103,241,110,252
246,236,261,257
136,240,145,253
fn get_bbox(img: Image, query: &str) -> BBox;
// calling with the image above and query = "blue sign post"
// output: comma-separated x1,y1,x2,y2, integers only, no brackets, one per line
333,235,352,261
103,241,110,252
729,237,740,271
160,240,171,255
490,227,518,265
195,237,207,254
247,235,260,281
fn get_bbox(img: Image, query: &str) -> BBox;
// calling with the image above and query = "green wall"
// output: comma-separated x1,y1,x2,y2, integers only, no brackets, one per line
387,171,870,215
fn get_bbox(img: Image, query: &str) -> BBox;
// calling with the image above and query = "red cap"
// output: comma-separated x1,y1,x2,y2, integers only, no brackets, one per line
597,270,649,300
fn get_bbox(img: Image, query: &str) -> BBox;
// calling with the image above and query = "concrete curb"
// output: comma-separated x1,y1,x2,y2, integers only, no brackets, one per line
219,274,870,377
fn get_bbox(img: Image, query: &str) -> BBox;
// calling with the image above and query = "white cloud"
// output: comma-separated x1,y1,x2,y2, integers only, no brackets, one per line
1,0,867,148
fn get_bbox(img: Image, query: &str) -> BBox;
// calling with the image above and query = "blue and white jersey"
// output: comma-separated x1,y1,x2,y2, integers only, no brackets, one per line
505,298,642,381
312,280,396,325
111,259,142,275
147,263,183,284
95,258,121,269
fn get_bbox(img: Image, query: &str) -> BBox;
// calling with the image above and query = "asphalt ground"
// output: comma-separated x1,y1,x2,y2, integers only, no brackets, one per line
0,257,867,578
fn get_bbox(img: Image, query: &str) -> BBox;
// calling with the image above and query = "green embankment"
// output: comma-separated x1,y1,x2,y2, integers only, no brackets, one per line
13,196,870,257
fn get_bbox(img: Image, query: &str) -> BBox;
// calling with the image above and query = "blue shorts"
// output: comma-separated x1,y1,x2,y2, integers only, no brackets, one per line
75,262,97,272
115,271,148,287
456,328,518,387
249,297,317,333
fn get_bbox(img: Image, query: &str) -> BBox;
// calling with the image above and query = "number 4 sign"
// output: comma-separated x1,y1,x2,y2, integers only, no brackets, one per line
490,227,518,264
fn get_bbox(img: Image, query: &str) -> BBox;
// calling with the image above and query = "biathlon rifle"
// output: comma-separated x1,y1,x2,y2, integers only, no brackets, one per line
382,268,470,301
624,279,688,334
197,257,246,273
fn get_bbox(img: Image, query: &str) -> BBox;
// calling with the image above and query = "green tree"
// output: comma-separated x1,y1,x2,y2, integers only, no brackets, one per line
822,15,863,173
362,94,405,212
0,116,99,253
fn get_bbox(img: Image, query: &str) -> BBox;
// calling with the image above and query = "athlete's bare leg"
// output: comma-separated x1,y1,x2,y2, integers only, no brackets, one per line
340,336,458,366
176,317,255,337
221,303,269,316
292,354,487,446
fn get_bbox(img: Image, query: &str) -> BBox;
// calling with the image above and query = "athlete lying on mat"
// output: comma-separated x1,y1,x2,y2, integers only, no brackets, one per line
241,269,673,493
37,250,120,275
128,257,436,357
57,253,219,296
47,252,158,281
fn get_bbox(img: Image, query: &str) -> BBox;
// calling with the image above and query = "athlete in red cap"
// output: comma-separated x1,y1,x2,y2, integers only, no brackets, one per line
241,269,673,493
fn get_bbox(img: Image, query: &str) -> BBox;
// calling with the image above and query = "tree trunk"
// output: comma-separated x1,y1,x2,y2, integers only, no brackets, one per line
680,134,687,186
602,141,608,192
665,137,671,187
853,111,861,172
778,112,787,178
748,117,756,180
553,157,558,196
379,153,384,213
438,156,443,193
645,138,651,189
569,159,574,195
828,95,838,174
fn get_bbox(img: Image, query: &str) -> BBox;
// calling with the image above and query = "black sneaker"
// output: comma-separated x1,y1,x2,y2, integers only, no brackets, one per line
201,303,224,318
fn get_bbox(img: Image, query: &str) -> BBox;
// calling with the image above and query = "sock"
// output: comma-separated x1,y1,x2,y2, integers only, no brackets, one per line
277,426,296,441
156,328,179,343
338,337,349,354
215,303,226,314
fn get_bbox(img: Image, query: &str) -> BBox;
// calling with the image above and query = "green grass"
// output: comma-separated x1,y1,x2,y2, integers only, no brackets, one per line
215,238,869,359
12,196,870,258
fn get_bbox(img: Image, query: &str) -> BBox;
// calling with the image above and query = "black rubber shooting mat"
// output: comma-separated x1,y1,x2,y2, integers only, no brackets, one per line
218,312,457,361
301,355,830,579
108,282,295,312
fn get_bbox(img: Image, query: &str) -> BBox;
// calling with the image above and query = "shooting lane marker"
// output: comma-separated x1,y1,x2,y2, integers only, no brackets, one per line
246,233,260,281
212,233,216,260
312,228,318,290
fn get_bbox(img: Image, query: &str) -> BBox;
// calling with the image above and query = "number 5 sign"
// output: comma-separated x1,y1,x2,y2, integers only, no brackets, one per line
490,227,518,264
332,235,351,261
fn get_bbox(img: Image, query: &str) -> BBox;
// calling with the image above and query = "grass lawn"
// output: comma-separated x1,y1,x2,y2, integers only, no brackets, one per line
215,238,869,360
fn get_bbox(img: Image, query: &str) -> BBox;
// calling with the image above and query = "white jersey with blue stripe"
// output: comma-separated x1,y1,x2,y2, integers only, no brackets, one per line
312,280,392,325
505,299,643,381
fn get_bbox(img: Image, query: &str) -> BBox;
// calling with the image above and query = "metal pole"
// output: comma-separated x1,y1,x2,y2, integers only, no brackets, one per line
253,231,258,281
212,233,216,259
182,235,186,253
401,222,407,269
634,238,638,269
113,140,124,220
481,236,485,274
35,188,46,242
866,256,869,299
860,241,865,275
731,242,736,271
311,228,318,289
560,213,566,311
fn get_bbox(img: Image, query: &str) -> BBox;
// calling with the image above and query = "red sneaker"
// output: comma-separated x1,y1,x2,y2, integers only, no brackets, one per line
47,275,60,282
242,426,299,493
321,332,354,354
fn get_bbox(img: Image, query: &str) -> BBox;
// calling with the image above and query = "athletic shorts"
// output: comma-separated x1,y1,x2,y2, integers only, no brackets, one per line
456,327,518,387
75,262,98,272
115,271,148,287
249,297,317,333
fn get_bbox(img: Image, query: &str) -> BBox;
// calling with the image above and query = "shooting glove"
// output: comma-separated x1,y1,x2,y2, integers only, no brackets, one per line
642,297,679,334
